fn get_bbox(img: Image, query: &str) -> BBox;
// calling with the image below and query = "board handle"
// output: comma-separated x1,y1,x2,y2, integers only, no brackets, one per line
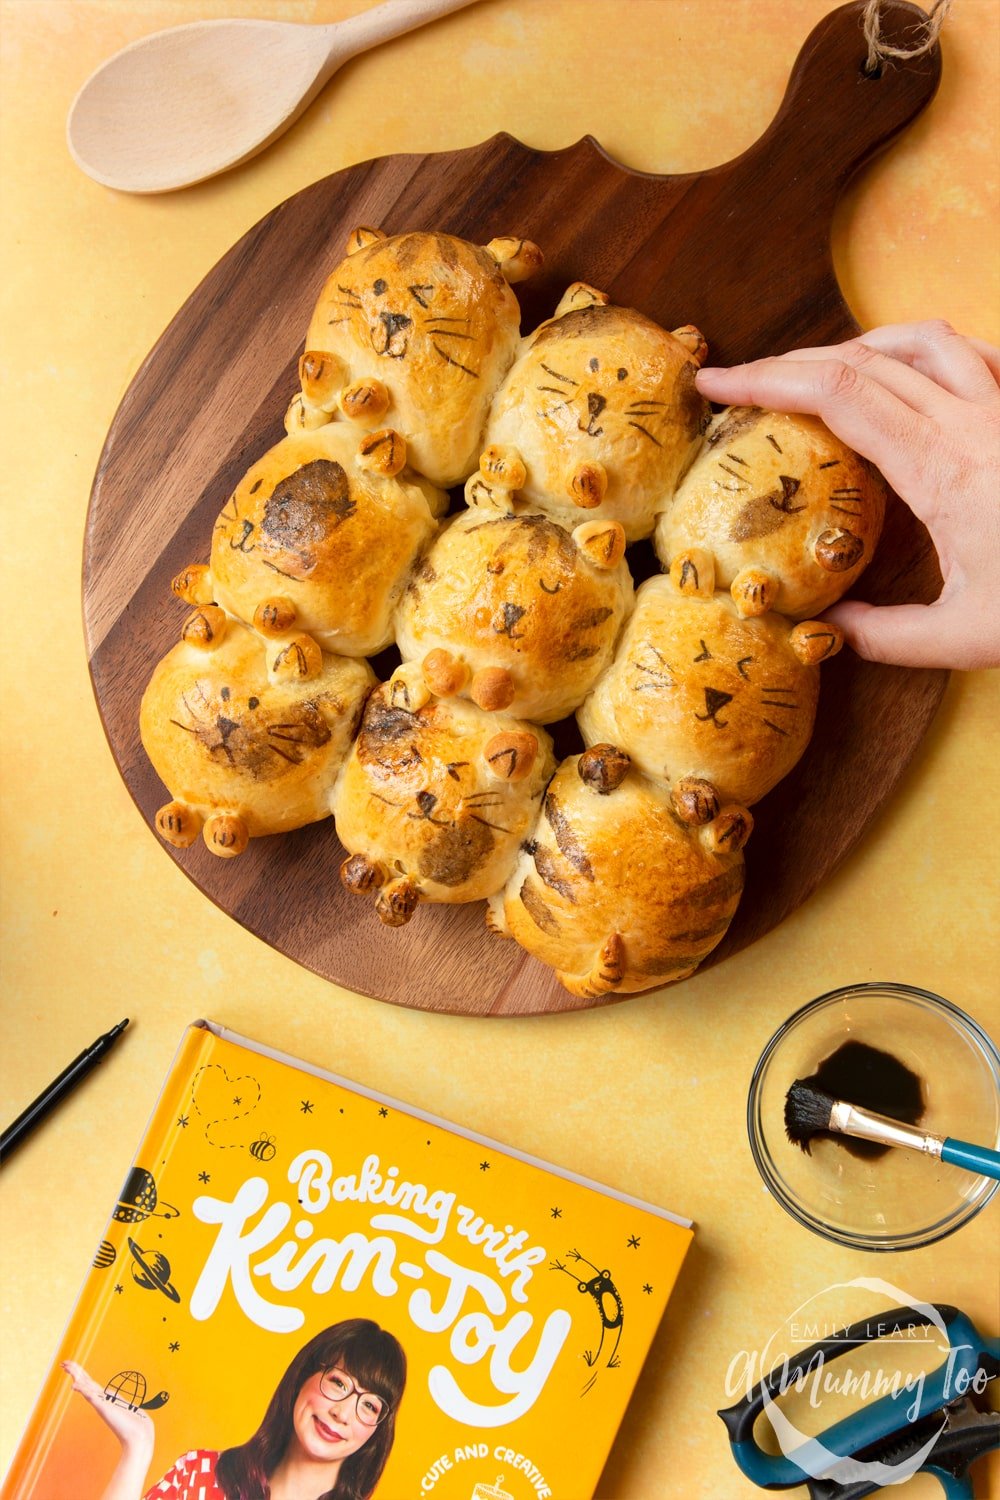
737,0,942,202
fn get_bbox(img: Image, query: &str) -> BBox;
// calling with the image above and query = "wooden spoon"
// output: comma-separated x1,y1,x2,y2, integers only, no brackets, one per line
67,0,479,194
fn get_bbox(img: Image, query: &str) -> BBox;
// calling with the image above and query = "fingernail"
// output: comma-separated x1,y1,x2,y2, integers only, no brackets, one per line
695,366,726,382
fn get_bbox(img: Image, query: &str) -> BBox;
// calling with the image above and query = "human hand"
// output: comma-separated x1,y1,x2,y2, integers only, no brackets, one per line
62,1360,156,1461
694,321,1000,670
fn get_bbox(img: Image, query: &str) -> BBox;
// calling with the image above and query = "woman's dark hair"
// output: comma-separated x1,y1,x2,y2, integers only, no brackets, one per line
215,1318,406,1500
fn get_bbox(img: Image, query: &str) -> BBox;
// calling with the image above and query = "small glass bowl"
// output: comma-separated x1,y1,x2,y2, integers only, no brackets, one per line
748,982,1000,1250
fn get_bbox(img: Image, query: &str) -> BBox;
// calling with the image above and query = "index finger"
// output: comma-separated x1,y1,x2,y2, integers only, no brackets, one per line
694,355,930,495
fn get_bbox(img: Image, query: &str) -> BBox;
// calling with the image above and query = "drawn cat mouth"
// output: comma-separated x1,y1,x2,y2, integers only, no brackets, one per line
696,686,733,726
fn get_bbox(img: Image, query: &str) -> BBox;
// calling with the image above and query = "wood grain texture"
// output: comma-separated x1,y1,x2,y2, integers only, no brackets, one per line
83,2,947,1016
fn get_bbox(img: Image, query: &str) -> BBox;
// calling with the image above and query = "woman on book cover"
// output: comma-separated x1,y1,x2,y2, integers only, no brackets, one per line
63,1317,407,1500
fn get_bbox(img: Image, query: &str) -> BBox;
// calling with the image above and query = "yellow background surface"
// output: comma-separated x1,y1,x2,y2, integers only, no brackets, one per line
1,2,998,1496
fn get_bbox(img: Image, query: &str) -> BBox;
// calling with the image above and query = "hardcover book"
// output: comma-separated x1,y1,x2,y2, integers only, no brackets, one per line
4,1020,692,1500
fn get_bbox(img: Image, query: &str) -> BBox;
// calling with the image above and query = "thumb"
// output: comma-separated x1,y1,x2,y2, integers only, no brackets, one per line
823,598,989,670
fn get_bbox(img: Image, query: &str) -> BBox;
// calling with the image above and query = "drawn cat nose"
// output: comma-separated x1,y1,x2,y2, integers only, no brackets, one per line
579,391,607,436
374,310,413,356
697,687,733,723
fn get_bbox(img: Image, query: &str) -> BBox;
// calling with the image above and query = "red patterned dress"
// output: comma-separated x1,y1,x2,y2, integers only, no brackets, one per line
144,1450,226,1500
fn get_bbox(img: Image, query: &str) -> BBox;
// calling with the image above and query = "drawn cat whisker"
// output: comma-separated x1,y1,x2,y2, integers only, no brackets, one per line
469,813,511,833
539,363,578,388
759,699,799,710
717,462,751,487
762,719,791,736
427,328,475,342
628,422,662,447
432,343,477,377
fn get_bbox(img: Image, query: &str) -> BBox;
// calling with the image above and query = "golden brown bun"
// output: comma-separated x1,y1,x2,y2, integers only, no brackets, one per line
578,576,842,807
292,229,540,487
470,291,710,541
489,751,751,997
332,667,556,922
139,616,374,856
207,423,445,657
394,509,634,723
654,406,887,617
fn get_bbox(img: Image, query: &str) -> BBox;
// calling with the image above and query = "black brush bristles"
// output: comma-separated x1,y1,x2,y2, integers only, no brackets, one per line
784,1078,837,1153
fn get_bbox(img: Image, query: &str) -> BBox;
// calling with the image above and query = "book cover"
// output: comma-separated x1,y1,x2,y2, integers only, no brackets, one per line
4,1021,692,1500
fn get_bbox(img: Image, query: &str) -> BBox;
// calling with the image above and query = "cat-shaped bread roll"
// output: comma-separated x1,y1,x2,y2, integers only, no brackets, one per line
487,747,751,998
332,666,555,926
140,611,374,858
577,575,843,812
655,406,887,618
466,284,710,541
174,423,446,658
287,227,542,487
393,509,634,723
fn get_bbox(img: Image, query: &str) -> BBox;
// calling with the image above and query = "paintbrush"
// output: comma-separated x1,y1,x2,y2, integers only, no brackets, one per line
784,1079,1000,1181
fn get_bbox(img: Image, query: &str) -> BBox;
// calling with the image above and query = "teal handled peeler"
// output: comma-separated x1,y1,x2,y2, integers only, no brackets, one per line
718,1303,999,1498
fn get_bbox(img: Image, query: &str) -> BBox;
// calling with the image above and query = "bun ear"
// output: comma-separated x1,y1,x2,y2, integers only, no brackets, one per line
553,282,610,318
484,237,544,284
346,226,385,255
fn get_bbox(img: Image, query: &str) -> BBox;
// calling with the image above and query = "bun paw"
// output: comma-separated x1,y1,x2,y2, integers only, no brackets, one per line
284,393,330,433
253,597,297,637
422,649,469,699
470,666,516,712
703,804,753,856
731,567,777,617
340,853,386,895
577,743,631,795
356,427,407,477
671,776,721,826
203,812,250,859
154,801,202,848
172,564,213,606
298,350,344,412
182,604,228,650
374,876,420,927
568,461,608,509
479,444,526,490
484,731,538,782
338,377,390,423
485,894,510,936
815,527,866,573
484,236,544,284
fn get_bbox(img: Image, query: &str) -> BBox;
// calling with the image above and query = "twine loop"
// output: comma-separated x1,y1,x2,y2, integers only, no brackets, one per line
862,0,953,74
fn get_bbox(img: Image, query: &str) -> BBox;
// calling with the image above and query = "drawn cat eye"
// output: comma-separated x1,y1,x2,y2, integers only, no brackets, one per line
693,640,713,662
617,368,628,381
408,283,436,308
736,656,754,681
372,278,388,296
539,578,563,595
589,357,600,372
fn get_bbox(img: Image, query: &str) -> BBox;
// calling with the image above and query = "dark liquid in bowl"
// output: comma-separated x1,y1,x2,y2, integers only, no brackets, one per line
796,1039,924,1159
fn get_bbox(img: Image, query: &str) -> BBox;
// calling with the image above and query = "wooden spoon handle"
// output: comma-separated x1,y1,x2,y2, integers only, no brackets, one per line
324,0,480,71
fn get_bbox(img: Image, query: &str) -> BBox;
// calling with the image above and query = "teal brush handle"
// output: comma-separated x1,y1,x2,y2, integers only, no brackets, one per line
941,1137,1000,1180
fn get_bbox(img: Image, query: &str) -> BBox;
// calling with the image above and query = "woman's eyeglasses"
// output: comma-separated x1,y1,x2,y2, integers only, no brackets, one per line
319,1368,389,1427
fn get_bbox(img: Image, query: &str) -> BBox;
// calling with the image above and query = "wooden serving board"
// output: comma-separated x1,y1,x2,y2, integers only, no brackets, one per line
84,2,947,1016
